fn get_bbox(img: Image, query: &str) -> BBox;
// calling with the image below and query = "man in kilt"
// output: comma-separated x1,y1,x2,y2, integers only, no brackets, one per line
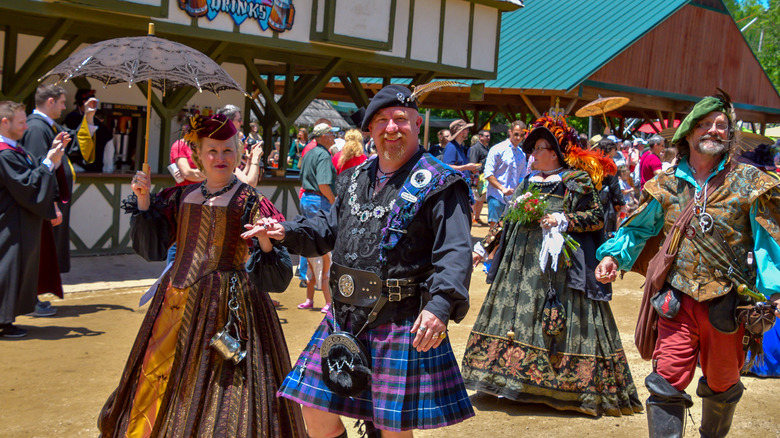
256,84,475,437
595,92,780,438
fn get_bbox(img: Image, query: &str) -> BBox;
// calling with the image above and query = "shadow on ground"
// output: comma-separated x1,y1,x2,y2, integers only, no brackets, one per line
3,325,105,341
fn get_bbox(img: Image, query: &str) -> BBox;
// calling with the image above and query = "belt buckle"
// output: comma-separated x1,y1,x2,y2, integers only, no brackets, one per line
386,279,408,302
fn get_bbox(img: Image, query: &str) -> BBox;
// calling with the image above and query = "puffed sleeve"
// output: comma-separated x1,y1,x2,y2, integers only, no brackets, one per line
563,171,605,233
122,187,181,262
245,195,293,293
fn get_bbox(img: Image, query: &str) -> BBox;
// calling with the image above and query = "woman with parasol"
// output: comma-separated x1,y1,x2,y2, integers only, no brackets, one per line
98,114,305,437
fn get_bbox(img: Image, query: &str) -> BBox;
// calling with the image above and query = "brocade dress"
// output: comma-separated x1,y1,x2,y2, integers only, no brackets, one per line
461,170,643,417
98,183,306,437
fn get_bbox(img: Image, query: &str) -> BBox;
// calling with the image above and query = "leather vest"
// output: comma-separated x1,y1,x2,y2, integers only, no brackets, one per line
644,163,779,301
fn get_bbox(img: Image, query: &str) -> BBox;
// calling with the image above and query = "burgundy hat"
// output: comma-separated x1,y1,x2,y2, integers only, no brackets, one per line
188,113,237,141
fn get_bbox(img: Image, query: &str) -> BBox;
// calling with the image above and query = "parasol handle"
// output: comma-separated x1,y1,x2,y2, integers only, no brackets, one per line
143,23,155,181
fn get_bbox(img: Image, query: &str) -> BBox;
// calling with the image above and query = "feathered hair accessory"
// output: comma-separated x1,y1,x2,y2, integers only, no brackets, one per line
409,80,466,104
527,115,616,190
183,113,237,145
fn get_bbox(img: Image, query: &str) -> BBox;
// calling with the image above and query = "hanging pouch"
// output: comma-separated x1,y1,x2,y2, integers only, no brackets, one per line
542,280,566,355
708,290,740,334
651,285,682,319
320,331,372,397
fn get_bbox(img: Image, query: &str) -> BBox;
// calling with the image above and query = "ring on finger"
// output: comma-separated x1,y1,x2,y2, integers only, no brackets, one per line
418,326,428,334
438,332,447,340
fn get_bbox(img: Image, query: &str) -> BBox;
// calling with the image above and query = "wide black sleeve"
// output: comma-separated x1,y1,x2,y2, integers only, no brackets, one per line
280,197,340,257
0,152,57,219
246,244,293,293
244,194,293,293
423,183,473,325
123,188,181,262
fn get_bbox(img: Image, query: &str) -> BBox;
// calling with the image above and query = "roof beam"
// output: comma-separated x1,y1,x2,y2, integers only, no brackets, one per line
287,58,344,122
2,26,18,97
243,56,286,125
13,34,87,102
8,18,72,97
564,98,579,116
520,93,541,119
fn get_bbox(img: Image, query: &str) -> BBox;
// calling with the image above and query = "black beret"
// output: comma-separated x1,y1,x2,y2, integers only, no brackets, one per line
360,85,419,131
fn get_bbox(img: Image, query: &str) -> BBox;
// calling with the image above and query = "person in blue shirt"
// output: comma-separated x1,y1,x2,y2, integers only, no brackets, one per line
442,119,480,183
595,92,780,438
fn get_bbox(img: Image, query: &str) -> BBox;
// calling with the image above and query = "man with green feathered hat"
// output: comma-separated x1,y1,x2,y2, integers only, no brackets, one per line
596,91,780,438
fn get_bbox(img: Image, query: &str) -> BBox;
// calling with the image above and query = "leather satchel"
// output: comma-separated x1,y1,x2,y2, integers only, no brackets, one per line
632,163,734,360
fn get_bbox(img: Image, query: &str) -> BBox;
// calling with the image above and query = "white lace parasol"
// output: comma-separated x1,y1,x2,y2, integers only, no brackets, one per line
42,36,247,96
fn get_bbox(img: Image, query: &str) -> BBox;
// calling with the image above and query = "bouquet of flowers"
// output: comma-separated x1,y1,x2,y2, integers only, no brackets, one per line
504,185,547,225
505,185,581,269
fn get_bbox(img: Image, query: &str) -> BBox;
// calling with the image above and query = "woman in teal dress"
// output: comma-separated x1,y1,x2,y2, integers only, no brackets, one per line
462,116,643,417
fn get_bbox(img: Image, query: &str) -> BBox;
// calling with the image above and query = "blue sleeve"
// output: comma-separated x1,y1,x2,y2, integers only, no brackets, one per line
484,148,497,179
750,202,780,299
442,144,457,165
596,198,664,270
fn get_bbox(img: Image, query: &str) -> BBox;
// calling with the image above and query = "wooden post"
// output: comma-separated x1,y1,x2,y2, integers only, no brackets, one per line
142,22,155,178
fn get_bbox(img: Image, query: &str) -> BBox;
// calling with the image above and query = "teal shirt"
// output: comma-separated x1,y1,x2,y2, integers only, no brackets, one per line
596,156,780,299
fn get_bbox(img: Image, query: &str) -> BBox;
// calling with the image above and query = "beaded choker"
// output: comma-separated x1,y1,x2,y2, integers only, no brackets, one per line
201,176,238,204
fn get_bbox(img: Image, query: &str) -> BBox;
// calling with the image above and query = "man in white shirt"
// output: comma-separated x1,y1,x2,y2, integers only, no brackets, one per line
483,120,528,226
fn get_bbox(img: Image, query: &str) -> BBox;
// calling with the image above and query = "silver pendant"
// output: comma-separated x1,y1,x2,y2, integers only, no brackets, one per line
699,212,714,234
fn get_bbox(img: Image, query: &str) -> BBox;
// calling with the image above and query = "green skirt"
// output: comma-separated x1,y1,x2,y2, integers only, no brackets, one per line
462,221,643,417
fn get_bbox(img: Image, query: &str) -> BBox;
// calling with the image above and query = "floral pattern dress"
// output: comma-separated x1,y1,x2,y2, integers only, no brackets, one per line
461,170,643,417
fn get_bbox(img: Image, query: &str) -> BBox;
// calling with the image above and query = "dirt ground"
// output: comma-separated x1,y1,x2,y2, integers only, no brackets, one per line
2,226,779,437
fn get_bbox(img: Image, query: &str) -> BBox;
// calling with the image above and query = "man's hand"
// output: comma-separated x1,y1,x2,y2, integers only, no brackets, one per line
595,256,619,284
501,187,514,197
410,310,447,352
51,203,62,227
245,217,286,241
47,132,69,168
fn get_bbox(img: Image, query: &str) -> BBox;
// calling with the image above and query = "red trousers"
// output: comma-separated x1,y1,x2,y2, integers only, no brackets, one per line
653,293,745,393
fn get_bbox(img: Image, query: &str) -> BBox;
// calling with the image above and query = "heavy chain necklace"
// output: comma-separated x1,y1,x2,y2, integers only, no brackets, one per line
347,164,395,223
200,176,237,204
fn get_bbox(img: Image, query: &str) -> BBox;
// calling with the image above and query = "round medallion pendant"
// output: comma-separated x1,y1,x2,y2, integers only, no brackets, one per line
699,212,714,234
338,274,355,297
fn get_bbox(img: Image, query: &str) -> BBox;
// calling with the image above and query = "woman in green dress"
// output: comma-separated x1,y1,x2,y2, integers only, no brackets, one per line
462,116,643,417
287,127,308,170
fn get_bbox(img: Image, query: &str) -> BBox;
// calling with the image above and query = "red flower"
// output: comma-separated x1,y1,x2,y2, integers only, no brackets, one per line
532,199,539,205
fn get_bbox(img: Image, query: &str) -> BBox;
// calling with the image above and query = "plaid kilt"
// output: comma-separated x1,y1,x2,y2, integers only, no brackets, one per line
277,312,475,431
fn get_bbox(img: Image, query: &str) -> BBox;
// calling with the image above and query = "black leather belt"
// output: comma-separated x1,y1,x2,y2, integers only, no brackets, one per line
331,263,422,308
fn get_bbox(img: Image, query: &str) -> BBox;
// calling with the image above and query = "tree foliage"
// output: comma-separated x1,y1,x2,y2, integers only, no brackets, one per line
725,0,780,92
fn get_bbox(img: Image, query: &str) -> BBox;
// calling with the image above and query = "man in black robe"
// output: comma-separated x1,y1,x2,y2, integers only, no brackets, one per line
19,84,96,312
256,85,475,437
0,101,67,337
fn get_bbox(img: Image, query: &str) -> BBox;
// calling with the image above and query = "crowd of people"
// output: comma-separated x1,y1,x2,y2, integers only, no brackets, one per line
2,83,780,438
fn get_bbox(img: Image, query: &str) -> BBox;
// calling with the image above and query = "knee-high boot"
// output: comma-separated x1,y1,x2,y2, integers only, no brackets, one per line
645,372,693,438
696,378,743,438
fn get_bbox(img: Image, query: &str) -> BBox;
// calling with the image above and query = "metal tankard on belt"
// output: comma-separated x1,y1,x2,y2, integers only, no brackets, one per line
210,275,247,365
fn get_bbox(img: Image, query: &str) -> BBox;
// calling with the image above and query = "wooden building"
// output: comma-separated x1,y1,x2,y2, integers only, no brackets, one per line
0,0,522,255
316,0,780,135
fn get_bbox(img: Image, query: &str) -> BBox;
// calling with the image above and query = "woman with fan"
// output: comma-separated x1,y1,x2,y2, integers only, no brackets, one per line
462,116,643,417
